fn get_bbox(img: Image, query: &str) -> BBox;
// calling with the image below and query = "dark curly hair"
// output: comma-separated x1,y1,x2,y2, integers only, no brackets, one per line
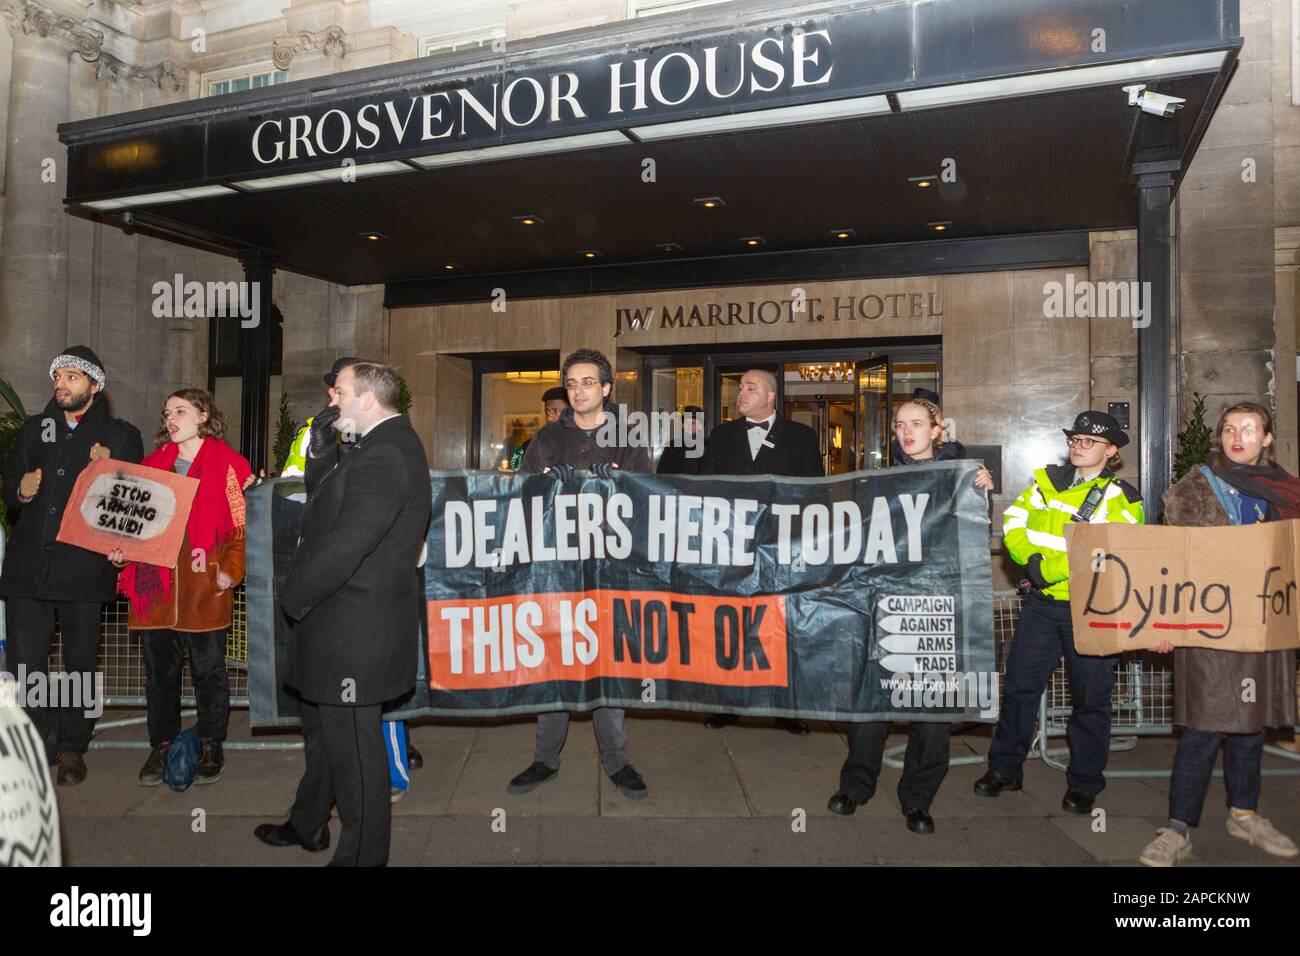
561,349,613,387
154,388,227,448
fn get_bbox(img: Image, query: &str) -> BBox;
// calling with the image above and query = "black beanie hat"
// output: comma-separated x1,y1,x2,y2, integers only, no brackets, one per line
49,345,106,388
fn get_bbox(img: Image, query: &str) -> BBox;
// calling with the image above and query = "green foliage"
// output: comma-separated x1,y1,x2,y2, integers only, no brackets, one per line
397,375,412,416
0,378,29,533
1173,392,1214,483
272,393,297,475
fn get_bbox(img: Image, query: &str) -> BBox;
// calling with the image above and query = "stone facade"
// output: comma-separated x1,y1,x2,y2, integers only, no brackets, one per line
0,0,1295,478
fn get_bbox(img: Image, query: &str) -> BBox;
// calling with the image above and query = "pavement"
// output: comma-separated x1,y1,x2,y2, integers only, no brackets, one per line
57,708,1300,867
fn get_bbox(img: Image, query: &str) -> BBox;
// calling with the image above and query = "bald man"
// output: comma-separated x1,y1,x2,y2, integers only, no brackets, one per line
698,368,823,733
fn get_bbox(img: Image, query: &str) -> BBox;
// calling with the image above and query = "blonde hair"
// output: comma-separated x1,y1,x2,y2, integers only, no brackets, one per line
895,399,946,452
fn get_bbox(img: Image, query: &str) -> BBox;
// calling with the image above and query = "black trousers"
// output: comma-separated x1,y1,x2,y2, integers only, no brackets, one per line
4,597,103,760
289,699,390,867
139,628,230,747
987,593,1117,795
840,721,950,811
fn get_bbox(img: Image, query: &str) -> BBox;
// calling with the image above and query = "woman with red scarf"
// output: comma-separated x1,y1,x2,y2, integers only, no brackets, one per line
111,389,251,788
1139,402,1299,866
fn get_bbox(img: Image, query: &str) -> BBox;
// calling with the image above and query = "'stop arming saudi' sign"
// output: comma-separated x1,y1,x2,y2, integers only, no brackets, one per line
56,458,198,568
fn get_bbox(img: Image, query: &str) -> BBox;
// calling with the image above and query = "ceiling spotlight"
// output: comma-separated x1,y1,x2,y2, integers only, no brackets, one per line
513,214,544,225
440,262,460,271
910,175,938,188
694,196,725,209
741,236,766,247
580,249,603,259
830,228,855,240
656,242,684,253
927,221,953,232
359,231,388,241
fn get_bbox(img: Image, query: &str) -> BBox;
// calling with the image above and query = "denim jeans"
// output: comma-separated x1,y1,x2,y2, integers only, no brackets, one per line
140,628,230,746
1169,728,1264,827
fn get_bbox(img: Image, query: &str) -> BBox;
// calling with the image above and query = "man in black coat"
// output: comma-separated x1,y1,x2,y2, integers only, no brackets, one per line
0,346,143,785
255,361,432,866
698,368,823,733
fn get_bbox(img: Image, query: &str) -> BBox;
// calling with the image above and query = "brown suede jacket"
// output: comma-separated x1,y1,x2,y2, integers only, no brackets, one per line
125,528,246,633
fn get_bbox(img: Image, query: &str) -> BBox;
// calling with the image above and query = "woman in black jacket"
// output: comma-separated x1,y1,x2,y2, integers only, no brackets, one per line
827,396,992,833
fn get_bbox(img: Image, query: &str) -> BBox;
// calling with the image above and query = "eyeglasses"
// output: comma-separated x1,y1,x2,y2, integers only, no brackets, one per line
565,377,601,390
1067,436,1099,449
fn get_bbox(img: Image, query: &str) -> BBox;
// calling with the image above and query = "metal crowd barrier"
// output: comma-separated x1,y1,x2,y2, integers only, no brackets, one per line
884,591,1300,777
16,585,1300,770
43,587,303,752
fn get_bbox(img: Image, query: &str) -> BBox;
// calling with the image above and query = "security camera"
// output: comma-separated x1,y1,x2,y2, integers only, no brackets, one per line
121,211,135,235
1123,84,1185,118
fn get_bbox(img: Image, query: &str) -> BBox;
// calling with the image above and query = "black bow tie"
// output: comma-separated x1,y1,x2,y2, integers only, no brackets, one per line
746,419,770,431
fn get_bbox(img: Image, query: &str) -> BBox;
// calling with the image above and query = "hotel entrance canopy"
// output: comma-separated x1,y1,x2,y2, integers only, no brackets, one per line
57,0,1242,503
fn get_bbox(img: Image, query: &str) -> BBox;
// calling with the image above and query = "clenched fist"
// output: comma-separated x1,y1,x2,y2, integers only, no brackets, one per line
89,443,110,462
19,469,41,500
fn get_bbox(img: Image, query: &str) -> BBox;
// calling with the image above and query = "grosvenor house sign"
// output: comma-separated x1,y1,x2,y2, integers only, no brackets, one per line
248,29,837,166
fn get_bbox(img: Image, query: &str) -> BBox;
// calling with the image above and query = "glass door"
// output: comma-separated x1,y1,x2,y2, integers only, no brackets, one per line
855,357,891,470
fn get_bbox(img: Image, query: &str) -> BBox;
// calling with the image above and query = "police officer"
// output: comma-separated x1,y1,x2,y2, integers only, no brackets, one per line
974,411,1144,813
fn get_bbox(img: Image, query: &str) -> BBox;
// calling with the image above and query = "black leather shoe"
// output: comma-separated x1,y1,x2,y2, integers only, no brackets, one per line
776,717,810,735
507,761,558,794
1062,790,1095,815
195,739,224,784
609,764,648,799
56,752,87,787
407,744,423,770
704,713,738,729
138,743,170,787
254,821,329,852
973,769,1022,797
827,792,860,816
904,808,935,834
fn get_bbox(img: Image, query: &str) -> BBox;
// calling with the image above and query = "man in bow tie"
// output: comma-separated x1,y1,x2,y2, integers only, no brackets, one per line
698,368,823,733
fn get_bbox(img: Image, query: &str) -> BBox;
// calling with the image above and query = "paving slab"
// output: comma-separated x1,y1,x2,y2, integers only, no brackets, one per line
446,750,599,817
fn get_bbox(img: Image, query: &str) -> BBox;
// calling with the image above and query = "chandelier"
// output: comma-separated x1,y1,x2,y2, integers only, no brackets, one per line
798,361,853,383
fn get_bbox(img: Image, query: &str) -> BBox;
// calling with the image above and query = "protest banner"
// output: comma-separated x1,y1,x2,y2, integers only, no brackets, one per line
55,458,198,568
246,462,997,725
1067,520,1300,654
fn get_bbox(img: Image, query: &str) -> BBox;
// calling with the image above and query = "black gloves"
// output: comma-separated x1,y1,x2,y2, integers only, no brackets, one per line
1025,553,1050,591
546,463,617,481
591,462,616,480
547,463,574,482
308,405,340,458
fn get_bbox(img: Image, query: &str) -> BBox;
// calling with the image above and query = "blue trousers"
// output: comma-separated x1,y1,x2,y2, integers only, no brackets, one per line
987,593,1118,795
1169,728,1264,827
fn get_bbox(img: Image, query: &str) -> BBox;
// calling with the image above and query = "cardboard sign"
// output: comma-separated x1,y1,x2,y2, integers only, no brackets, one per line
56,458,198,568
1067,520,1300,655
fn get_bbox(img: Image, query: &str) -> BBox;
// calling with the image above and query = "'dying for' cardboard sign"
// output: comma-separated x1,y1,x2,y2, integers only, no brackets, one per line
56,458,198,568
1066,520,1300,655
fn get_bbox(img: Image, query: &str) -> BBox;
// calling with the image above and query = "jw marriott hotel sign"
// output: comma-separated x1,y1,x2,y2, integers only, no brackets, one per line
613,292,944,337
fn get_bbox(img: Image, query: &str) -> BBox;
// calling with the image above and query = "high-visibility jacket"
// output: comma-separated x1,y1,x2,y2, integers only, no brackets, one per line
280,420,312,477
1002,465,1145,601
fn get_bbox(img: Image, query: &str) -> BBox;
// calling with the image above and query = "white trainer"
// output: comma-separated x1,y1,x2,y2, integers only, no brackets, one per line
1226,814,1299,858
1139,827,1192,867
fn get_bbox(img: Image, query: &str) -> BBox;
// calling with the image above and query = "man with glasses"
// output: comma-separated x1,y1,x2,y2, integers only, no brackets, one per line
508,348,652,800
974,411,1144,814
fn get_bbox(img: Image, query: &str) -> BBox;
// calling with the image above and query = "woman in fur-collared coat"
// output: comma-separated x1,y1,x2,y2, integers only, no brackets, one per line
1139,402,1299,867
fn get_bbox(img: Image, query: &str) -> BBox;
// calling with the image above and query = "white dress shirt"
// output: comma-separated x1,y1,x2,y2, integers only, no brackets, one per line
746,412,776,460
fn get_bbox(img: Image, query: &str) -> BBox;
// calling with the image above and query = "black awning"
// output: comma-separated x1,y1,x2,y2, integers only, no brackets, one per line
57,0,1240,297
